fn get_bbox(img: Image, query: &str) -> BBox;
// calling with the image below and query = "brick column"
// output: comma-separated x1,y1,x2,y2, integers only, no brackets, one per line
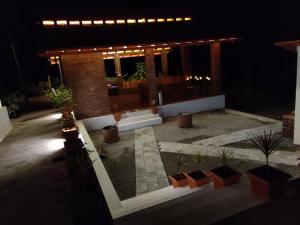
210,42,221,95
180,46,192,77
145,48,157,105
61,53,111,119
283,112,294,139
161,49,168,77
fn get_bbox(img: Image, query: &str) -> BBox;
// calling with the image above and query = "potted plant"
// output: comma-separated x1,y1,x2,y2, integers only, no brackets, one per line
169,152,188,188
184,152,210,188
103,107,122,144
62,126,79,140
177,112,193,128
2,93,21,118
150,99,159,114
247,130,292,201
47,86,75,126
206,149,241,189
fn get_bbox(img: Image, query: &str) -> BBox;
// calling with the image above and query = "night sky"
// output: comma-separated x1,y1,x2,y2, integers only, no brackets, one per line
1,3,300,104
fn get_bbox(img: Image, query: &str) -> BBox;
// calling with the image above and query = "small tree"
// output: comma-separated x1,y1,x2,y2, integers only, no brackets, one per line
128,62,146,81
248,130,284,167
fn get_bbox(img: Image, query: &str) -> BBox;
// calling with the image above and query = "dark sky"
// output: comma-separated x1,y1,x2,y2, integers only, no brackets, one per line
1,3,300,95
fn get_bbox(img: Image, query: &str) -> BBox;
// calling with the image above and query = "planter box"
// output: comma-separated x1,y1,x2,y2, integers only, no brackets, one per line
206,166,241,189
169,173,188,188
62,127,79,140
177,112,192,128
247,165,292,201
103,126,120,143
184,170,210,188
64,138,84,152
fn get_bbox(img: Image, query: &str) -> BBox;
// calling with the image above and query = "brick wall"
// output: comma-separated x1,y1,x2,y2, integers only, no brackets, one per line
61,53,111,119
282,112,294,139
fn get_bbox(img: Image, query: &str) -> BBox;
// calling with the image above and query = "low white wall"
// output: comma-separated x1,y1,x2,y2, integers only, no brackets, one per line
82,114,115,131
159,95,225,117
0,106,12,142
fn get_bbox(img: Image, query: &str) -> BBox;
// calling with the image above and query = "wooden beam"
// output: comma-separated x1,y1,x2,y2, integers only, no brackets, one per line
161,49,169,76
210,42,221,95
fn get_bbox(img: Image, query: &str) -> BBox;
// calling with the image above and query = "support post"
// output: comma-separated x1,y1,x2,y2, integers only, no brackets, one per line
180,46,192,77
145,48,157,105
294,46,300,144
114,53,123,90
161,49,169,77
210,42,221,95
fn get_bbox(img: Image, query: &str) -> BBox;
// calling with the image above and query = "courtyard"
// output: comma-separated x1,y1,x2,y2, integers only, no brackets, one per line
88,110,300,201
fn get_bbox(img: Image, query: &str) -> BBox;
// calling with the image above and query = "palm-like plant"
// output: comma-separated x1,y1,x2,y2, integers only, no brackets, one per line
248,130,283,167
219,148,233,172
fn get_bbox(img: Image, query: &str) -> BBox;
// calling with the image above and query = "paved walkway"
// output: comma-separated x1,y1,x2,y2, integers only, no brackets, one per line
0,110,71,225
159,122,300,166
135,127,169,195
192,122,282,146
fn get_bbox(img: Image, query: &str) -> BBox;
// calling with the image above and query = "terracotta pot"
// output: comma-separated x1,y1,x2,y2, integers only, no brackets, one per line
206,166,241,189
184,170,210,188
247,165,291,201
62,127,79,140
151,106,159,114
103,126,120,143
177,112,192,128
169,173,188,188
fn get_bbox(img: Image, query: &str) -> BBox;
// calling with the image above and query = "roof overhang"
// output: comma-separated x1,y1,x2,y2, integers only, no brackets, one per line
37,37,239,58
274,40,300,51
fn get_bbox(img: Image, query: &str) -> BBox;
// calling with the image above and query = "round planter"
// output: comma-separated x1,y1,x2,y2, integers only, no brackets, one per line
103,126,120,143
177,112,192,128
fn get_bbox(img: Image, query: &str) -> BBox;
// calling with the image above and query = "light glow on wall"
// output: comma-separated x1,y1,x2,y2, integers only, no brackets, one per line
138,18,146,23
56,20,67,25
43,20,55,25
94,20,104,25
69,21,80,25
105,20,115,24
116,19,126,24
127,19,136,24
82,20,92,25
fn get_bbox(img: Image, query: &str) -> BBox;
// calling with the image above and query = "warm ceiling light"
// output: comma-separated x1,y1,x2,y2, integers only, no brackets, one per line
127,19,136,24
147,18,155,23
141,49,144,52
162,43,168,46
150,44,156,47
209,39,215,42
175,42,180,45
184,17,192,21
61,50,65,52
176,17,183,21
138,18,146,23
69,20,80,25
105,20,115,24
82,20,92,25
186,41,192,44
116,19,126,24
50,56,55,60
117,51,124,54
157,18,165,22
93,48,97,51
133,49,140,52
55,56,59,59
108,51,116,54
94,20,103,25
123,46,127,48
166,18,174,22
43,20,55,26
157,48,163,51
125,50,132,53
78,49,82,52
197,40,204,43
56,20,67,25
108,47,113,50
164,47,171,50
102,52,107,55
137,45,142,48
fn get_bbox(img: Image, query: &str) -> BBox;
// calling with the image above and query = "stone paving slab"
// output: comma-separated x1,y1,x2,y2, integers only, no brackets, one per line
159,141,300,166
135,127,168,195
192,123,282,146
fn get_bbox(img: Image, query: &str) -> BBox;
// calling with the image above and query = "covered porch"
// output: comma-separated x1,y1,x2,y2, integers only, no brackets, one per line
39,37,238,119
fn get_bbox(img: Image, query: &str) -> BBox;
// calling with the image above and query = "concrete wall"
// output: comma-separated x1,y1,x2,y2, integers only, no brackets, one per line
159,95,225,117
0,106,12,142
61,53,111,119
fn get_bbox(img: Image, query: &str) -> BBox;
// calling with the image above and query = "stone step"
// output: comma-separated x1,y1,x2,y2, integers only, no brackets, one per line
118,114,162,132
122,109,152,118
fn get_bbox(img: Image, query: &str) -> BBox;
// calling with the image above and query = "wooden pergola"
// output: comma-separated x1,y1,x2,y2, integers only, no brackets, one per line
39,37,238,119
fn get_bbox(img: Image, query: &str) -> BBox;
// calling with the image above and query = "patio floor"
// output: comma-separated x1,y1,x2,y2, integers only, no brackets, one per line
0,109,71,225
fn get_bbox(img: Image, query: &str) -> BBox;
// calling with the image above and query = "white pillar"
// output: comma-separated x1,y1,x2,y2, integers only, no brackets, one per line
294,46,300,144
